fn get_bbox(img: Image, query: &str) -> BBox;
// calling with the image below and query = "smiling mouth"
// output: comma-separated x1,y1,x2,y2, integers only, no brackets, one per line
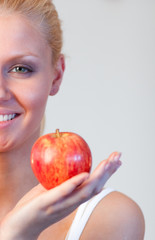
0,114,19,122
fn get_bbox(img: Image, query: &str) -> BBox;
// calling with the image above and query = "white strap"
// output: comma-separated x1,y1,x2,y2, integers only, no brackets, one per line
65,188,115,240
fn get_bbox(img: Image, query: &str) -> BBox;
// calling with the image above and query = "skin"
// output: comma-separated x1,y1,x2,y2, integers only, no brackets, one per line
0,13,145,240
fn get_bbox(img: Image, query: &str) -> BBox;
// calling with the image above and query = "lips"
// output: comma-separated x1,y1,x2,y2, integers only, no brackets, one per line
0,113,19,122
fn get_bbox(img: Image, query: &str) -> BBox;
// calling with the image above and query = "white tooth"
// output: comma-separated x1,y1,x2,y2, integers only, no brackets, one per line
4,115,9,121
0,115,3,121
0,114,16,122
12,114,16,119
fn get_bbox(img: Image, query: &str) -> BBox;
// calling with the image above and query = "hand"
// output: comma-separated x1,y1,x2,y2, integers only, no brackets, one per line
0,151,122,240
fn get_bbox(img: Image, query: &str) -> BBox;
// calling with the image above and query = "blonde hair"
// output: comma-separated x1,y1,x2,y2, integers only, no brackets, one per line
0,0,63,65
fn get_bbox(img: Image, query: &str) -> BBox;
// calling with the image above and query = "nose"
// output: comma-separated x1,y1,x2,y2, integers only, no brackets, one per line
0,79,12,101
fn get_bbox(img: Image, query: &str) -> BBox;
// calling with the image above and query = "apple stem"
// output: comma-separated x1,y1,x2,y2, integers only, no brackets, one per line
56,129,60,138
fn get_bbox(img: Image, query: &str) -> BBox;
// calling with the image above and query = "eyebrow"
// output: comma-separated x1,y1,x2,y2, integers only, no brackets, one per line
9,52,40,60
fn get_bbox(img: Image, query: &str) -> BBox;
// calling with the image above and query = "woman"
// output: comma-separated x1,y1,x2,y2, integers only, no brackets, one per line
0,0,145,239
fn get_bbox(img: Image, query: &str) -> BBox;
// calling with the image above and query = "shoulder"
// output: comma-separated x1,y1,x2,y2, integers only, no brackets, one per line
81,190,145,240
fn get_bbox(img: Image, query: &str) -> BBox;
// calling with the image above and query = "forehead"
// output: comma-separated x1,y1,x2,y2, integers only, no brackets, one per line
0,13,51,60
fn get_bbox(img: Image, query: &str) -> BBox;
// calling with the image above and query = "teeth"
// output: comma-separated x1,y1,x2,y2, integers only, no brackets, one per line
0,114,16,122
4,115,8,121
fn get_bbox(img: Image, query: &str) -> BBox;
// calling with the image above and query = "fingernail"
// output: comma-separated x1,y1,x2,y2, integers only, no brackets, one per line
114,152,122,162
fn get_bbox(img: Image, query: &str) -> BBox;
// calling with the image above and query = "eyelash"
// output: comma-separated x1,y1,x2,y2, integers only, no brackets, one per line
10,65,33,74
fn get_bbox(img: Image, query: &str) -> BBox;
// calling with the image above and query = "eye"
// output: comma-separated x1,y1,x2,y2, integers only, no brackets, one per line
10,66,33,74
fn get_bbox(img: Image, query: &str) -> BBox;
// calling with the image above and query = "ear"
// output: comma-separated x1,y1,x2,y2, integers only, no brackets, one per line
49,54,65,96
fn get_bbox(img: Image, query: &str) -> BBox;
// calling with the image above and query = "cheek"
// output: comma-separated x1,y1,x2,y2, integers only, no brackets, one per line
26,89,48,112
16,78,51,118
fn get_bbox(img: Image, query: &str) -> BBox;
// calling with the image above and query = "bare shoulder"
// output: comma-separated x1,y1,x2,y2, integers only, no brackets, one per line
81,190,145,240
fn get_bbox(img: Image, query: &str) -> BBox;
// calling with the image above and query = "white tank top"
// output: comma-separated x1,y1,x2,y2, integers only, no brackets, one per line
65,188,115,240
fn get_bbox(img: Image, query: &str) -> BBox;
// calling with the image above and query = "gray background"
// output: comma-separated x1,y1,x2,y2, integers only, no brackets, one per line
44,1,155,239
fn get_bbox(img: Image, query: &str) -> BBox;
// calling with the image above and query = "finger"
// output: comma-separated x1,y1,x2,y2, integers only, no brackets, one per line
88,151,122,181
36,152,121,208
37,152,121,218
39,172,89,208
90,151,122,190
108,151,122,163
35,152,122,227
68,151,122,203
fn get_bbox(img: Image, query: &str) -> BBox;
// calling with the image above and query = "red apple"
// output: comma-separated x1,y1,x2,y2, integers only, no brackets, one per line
31,129,92,190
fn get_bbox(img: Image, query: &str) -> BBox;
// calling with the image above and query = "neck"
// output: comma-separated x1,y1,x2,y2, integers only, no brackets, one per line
0,131,40,217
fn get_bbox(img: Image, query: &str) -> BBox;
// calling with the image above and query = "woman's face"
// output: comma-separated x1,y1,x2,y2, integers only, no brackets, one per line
0,14,63,151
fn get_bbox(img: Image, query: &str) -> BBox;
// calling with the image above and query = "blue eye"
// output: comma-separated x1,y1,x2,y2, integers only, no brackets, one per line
11,66,32,73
